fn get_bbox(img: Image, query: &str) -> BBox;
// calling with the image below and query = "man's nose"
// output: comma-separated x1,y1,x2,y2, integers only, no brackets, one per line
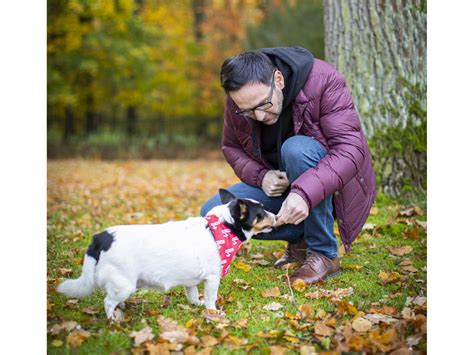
254,110,265,122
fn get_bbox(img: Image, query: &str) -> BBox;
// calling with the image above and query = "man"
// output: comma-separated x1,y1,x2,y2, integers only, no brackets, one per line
200,47,376,284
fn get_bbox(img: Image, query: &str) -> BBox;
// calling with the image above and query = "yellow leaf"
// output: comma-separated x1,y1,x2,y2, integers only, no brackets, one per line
235,261,251,272
292,278,307,292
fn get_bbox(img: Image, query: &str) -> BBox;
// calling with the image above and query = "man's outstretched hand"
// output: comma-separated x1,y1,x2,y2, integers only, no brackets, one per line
275,192,309,226
262,170,289,197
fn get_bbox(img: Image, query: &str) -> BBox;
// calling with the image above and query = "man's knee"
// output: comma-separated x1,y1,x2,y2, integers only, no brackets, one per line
281,136,327,166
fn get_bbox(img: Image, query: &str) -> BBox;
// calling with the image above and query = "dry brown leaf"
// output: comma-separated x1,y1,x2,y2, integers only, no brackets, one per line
378,271,401,284
314,321,334,336
299,345,317,355
398,206,423,217
144,342,171,355
387,246,413,256
49,320,78,335
235,318,248,328
200,335,219,347
335,300,359,315
370,207,379,215
202,309,229,324
157,316,180,332
262,287,281,298
67,329,91,347
352,317,372,332
270,345,289,355
263,302,283,311
161,330,198,344
401,265,419,273
82,305,99,315
129,326,154,347
297,303,315,319
58,268,73,276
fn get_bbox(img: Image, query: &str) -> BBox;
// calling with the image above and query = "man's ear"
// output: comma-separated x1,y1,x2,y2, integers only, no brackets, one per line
229,199,249,222
219,189,236,204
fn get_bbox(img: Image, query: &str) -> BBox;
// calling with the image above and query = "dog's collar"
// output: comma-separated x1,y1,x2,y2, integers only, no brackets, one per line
205,214,243,277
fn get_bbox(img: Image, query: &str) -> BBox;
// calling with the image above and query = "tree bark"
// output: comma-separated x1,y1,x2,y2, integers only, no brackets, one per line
324,0,426,196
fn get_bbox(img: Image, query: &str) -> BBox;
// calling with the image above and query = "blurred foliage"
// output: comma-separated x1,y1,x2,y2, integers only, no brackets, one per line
244,0,324,59
47,0,326,157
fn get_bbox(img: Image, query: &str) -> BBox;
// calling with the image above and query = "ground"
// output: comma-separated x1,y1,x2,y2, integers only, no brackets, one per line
47,159,427,354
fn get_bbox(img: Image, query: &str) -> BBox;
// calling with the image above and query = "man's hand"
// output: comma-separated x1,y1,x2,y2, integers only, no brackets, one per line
262,170,289,197
275,192,309,226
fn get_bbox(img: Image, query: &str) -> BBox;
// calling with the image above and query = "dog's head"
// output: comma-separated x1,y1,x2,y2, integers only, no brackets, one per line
217,189,276,241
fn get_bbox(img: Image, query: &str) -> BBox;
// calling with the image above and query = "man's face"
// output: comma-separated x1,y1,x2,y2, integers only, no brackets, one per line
229,70,285,125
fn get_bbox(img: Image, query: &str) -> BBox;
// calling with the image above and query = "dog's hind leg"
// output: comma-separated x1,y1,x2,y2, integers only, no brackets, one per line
185,286,204,306
203,276,220,310
102,274,136,320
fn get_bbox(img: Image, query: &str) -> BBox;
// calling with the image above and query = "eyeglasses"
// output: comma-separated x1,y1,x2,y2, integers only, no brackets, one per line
235,69,276,118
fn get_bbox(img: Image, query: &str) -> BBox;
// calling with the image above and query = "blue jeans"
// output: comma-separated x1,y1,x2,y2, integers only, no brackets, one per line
200,135,338,259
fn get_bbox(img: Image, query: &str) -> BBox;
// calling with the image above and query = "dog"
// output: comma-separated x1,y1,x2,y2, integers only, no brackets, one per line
57,189,276,320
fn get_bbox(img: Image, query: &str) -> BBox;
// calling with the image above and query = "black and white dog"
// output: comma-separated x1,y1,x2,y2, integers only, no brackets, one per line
57,189,276,320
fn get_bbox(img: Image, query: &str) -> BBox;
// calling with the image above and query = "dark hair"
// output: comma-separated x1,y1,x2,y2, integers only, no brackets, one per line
220,51,276,93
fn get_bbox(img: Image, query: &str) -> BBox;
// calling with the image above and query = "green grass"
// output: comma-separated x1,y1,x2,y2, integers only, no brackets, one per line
47,160,427,353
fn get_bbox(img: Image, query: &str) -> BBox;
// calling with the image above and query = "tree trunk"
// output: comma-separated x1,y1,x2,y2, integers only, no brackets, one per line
324,0,426,197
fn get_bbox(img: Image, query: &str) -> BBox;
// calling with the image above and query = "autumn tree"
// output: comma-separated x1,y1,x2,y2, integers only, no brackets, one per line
324,0,426,197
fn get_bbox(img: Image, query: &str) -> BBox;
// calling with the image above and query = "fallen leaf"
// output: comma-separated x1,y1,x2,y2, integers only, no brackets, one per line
291,279,307,292
352,317,372,332
157,316,180,332
161,330,197,344
297,303,314,319
67,329,91,347
300,345,317,355
82,305,99,315
49,320,78,335
378,271,401,284
58,268,73,276
250,253,265,259
235,318,248,328
387,246,413,256
263,302,283,311
129,326,154,347
335,300,359,315
51,340,63,347
363,313,396,324
370,207,379,215
270,345,289,355
235,261,251,272
202,309,229,324
406,334,423,347
401,265,419,273
262,287,281,298
362,223,376,231
201,335,218,347
415,220,427,230
343,264,363,270
314,321,334,336
398,206,423,217
256,330,281,338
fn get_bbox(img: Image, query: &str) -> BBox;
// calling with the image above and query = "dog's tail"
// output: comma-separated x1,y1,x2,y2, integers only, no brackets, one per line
57,255,96,298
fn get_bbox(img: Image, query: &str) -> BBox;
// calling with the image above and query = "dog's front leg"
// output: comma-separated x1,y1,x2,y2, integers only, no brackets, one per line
185,286,204,306
203,276,220,310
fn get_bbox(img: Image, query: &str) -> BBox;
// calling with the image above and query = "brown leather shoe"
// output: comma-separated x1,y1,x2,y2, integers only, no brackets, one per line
289,250,340,285
274,239,307,268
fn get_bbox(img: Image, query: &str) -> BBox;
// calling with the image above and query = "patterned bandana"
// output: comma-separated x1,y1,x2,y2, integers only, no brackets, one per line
205,214,243,277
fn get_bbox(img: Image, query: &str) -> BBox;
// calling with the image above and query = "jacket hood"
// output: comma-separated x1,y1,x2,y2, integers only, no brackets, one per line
259,46,314,110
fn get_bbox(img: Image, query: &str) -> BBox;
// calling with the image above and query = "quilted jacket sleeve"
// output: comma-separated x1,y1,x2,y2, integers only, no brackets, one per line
291,71,365,209
222,98,270,187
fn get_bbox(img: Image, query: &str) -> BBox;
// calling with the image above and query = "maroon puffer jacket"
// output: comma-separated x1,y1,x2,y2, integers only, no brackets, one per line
221,59,376,251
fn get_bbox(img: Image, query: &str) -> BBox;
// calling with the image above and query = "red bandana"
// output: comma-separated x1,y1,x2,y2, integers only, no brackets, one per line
205,214,243,277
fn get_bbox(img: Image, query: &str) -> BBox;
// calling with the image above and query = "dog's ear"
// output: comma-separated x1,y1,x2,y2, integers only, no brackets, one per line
229,199,249,222
219,189,236,204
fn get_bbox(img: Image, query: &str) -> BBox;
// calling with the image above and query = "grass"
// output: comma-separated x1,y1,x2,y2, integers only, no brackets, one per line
47,159,427,354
